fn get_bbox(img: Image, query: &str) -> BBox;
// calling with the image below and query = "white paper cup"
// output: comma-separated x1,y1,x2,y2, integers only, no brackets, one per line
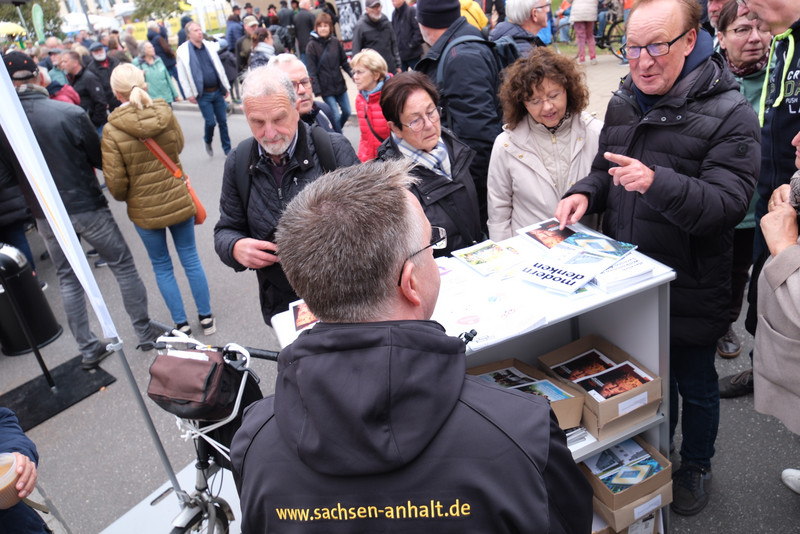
0,452,21,510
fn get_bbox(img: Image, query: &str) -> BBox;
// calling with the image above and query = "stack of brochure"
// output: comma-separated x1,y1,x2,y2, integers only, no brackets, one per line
476,365,574,403
582,439,663,493
550,349,653,402
513,219,637,294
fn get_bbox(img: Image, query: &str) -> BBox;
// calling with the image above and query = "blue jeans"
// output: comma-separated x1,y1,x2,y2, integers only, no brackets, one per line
0,220,35,271
134,217,211,324
669,343,720,469
323,92,351,133
37,208,153,358
197,89,231,154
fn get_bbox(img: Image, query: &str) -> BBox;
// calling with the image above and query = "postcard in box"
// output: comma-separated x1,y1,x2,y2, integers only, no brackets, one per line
537,335,662,430
467,358,584,430
592,509,659,534
581,436,672,510
593,481,671,532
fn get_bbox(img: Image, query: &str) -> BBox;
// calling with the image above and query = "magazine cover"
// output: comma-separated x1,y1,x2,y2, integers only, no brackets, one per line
513,379,574,401
564,232,636,259
290,300,318,332
600,457,663,493
478,366,536,388
551,349,616,381
574,362,653,402
583,438,650,476
517,241,618,294
451,240,522,277
517,218,575,249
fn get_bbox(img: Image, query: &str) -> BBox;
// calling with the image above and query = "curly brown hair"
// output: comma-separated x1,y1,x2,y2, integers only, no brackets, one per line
499,48,590,130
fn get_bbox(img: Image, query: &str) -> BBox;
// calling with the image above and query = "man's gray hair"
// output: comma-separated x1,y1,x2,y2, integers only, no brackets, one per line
267,52,306,72
276,159,424,323
505,0,543,25
241,66,297,109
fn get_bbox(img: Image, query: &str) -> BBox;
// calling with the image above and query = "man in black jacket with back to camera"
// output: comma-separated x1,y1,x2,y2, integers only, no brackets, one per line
231,158,592,533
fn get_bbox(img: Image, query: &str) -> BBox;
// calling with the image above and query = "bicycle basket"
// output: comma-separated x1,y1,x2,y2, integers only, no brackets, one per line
147,344,243,421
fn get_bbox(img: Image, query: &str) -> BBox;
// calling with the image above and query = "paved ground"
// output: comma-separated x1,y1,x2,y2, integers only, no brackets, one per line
1,51,799,533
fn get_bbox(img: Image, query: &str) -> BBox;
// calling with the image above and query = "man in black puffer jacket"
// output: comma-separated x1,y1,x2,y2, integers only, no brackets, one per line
556,0,760,517
214,66,358,324
231,158,593,534
352,0,401,73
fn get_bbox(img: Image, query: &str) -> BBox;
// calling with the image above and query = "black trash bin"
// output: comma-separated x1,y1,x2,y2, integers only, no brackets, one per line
0,243,62,356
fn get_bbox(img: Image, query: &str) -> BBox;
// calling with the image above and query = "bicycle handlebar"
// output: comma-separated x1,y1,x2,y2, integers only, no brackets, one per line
150,319,279,362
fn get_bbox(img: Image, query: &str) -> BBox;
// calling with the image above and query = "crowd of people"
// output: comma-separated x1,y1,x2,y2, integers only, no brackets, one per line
3,0,800,531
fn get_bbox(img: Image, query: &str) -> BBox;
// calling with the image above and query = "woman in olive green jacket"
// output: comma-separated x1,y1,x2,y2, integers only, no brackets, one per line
101,63,214,336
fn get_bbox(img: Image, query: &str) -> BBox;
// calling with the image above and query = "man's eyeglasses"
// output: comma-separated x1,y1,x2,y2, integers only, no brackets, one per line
397,226,446,286
621,29,691,59
527,90,564,108
292,77,312,91
532,2,551,11
402,107,442,133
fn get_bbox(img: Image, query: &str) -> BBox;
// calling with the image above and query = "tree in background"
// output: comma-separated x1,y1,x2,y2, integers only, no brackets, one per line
133,0,182,21
0,0,63,41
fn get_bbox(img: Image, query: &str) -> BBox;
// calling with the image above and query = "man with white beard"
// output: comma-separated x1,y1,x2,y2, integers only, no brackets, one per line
214,66,358,324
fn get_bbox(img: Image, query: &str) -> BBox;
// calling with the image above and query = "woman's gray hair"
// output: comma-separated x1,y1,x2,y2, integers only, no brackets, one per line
276,159,424,323
241,66,297,109
137,40,149,59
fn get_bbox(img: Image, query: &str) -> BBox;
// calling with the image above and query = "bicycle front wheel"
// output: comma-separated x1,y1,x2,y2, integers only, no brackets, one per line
607,20,626,59
170,503,230,534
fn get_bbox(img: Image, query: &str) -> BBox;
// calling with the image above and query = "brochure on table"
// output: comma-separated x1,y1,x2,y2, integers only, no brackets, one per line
271,225,674,350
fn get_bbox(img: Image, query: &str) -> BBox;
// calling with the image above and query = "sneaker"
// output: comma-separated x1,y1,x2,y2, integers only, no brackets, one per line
40,280,48,291
671,463,712,516
205,142,214,156
719,368,753,398
82,345,113,370
94,258,107,268
782,468,800,494
176,322,192,336
590,58,598,65
717,325,741,358
86,248,99,257
200,315,216,336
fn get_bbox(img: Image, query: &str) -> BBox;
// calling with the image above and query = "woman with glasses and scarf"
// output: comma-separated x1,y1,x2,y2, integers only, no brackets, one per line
487,47,602,241
376,72,482,257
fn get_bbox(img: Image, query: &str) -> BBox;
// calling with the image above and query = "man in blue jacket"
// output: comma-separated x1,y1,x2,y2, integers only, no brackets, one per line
231,158,593,533
0,408,48,533
556,0,760,516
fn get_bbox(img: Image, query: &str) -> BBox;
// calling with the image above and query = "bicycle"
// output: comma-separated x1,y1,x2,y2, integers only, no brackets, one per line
553,0,626,60
595,0,626,60
147,332,278,534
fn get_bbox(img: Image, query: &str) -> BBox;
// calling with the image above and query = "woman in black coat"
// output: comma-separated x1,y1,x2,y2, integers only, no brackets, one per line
376,72,482,257
305,12,353,133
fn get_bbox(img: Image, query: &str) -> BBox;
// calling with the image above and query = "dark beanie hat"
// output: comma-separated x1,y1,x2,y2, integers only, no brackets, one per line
416,0,460,29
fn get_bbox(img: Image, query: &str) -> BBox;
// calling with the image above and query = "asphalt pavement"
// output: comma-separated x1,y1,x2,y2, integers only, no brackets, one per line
1,52,799,533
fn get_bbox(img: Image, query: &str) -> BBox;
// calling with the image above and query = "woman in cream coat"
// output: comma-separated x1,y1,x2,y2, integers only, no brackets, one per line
487,47,602,241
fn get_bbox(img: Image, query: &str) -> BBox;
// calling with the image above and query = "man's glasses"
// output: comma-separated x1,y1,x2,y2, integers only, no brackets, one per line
402,107,442,133
621,29,690,59
397,226,446,286
533,2,551,11
292,77,312,91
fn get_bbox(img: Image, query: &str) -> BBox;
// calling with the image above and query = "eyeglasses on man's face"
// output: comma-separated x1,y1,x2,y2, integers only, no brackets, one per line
397,226,446,286
622,29,691,59
402,106,442,133
292,77,312,92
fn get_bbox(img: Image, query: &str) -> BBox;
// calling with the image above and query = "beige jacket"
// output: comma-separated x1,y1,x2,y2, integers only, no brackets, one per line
754,240,800,435
487,111,602,241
